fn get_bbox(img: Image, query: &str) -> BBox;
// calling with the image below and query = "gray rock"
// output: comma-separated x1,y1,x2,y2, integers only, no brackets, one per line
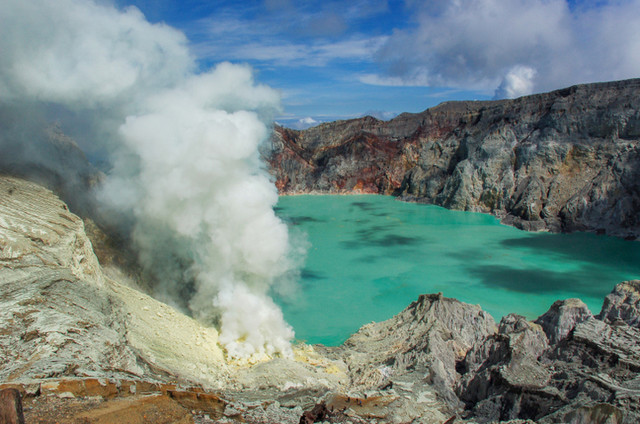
534,298,593,345
458,314,553,423
540,317,640,424
335,293,496,414
541,403,625,424
0,176,229,387
456,284,640,423
598,280,640,328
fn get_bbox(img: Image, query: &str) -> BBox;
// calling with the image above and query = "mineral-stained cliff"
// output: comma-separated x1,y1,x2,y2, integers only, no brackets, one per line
2,176,640,423
264,78,640,239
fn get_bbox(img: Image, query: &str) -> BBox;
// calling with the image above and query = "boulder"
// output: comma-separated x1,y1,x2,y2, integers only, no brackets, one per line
598,280,640,327
535,298,593,344
458,314,555,422
337,292,496,416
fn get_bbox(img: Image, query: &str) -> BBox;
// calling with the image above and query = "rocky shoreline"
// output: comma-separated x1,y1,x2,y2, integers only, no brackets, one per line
264,78,640,240
1,174,640,423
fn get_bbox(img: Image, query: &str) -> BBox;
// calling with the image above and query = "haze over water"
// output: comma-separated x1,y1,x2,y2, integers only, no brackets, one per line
274,195,640,346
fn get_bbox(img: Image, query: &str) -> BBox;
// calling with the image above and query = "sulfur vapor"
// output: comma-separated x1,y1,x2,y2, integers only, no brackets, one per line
0,0,296,359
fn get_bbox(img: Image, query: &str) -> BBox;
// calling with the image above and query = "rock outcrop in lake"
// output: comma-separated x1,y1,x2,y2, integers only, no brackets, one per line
264,78,640,239
2,175,639,422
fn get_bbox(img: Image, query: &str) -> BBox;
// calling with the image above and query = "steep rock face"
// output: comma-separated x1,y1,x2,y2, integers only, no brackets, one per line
0,176,140,382
265,79,640,238
458,314,552,422
538,317,640,424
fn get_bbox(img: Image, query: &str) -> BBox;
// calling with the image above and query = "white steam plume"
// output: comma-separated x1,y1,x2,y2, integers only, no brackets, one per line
1,0,296,359
494,65,537,99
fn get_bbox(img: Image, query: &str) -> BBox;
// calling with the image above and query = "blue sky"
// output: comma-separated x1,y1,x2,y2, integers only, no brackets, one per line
116,0,640,128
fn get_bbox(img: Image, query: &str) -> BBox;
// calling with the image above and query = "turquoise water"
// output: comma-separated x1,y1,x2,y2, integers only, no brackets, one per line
273,195,640,346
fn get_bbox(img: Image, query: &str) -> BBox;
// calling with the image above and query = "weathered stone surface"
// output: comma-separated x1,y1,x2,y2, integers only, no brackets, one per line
0,388,25,424
0,177,144,382
537,316,640,424
534,298,593,344
0,176,228,386
333,292,496,419
598,280,640,327
458,314,554,423
2,379,228,423
543,403,625,424
299,402,330,424
456,283,640,424
265,78,640,239
25,393,194,424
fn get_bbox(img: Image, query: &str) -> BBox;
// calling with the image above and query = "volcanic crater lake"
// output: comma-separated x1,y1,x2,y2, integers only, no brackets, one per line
273,195,640,346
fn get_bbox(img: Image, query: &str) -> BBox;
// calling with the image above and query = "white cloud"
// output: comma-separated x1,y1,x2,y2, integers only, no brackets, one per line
293,117,320,129
186,1,388,68
193,22,386,67
300,117,319,125
371,0,640,95
358,73,430,87
360,110,398,120
275,116,321,129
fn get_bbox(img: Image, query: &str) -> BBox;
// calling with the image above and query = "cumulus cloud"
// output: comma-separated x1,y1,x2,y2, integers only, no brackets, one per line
286,117,320,129
372,0,640,97
0,0,297,360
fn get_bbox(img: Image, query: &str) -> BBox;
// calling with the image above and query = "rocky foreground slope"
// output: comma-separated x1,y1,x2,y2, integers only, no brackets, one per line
2,174,640,423
265,79,640,239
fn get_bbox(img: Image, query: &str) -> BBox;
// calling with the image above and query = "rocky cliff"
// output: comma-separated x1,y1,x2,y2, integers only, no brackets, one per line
265,79,640,238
